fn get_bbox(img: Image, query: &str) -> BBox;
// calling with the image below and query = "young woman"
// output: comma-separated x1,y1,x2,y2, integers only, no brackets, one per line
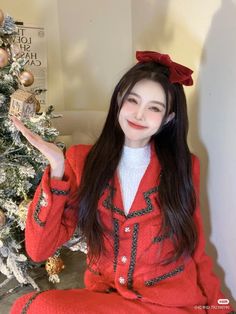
10,51,235,313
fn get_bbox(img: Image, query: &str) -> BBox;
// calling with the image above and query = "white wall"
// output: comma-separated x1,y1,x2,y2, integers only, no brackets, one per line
57,0,132,110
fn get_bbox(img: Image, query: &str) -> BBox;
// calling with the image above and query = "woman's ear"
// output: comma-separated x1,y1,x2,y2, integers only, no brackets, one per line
165,112,175,124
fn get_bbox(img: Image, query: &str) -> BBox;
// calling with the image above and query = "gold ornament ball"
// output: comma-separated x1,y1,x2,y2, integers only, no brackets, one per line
0,209,6,227
45,256,65,275
18,199,32,224
0,9,4,26
19,71,34,87
0,48,9,68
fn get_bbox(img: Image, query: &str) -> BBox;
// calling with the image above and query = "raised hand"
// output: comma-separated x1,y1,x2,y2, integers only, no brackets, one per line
10,115,65,178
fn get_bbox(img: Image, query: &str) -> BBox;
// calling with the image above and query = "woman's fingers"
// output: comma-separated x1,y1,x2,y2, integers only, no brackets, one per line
9,115,65,168
10,115,28,134
10,115,32,134
10,115,43,145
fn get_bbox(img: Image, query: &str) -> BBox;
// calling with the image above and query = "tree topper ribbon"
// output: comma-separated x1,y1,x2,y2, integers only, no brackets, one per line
136,51,193,86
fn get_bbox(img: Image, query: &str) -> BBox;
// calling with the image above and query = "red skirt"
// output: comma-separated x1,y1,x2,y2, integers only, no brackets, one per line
10,288,207,314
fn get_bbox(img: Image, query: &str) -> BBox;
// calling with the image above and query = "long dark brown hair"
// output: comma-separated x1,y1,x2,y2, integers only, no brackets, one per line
77,61,197,265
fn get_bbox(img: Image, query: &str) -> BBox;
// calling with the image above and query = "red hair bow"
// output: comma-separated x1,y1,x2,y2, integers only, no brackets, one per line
136,51,193,86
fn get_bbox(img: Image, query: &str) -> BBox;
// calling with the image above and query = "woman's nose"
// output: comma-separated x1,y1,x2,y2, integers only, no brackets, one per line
135,106,145,120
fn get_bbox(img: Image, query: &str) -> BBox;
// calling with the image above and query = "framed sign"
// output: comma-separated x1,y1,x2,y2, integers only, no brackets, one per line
13,24,47,110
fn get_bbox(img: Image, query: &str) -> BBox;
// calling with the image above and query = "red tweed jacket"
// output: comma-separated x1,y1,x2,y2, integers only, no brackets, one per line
25,143,235,313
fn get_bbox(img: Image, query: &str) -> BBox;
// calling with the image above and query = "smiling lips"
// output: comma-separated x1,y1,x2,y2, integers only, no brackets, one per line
127,120,147,129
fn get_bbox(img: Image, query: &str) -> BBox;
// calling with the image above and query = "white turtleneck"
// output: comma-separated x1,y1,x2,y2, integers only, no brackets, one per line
118,143,151,216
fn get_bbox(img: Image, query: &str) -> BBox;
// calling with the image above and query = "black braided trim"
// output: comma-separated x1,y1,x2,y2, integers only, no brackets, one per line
50,188,69,195
127,223,139,289
144,264,184,287
132,289,142,299
21,290,48,314
113,218,119,272
105,287,117,293
33,187,46,227
103,185,159,218
152,231,170,243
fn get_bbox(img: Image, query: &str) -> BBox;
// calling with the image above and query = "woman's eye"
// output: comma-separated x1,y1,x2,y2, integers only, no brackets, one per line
150,106,161,112
127,98,138,104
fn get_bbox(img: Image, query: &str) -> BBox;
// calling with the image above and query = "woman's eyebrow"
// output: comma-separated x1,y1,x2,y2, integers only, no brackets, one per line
128,92,166,108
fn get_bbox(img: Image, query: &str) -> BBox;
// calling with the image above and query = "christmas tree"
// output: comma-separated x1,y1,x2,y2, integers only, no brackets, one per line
0,8,69,294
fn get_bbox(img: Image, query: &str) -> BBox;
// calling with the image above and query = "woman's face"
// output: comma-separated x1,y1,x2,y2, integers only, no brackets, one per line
118,79,169,147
